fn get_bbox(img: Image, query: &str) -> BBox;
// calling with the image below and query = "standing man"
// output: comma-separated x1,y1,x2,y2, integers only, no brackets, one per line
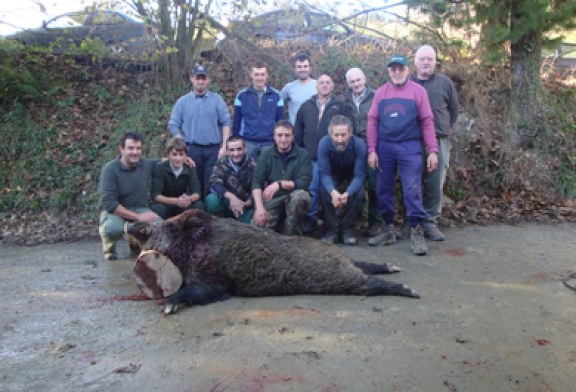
366,54,438,256
168,64,231,197
294,74,352,229
345,67,383,237
98,132,159,260
281,53,317,125
252,120,312,236
205,136,257,223
233,61,284,159
317,115,367,245
411,45,459,241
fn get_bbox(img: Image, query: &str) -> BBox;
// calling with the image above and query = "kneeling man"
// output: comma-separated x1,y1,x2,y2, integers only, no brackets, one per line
318,115,367,245
252,120,312,235
98,132,160,260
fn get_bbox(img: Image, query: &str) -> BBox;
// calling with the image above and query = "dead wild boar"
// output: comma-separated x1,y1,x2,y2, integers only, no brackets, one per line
126,209,419,314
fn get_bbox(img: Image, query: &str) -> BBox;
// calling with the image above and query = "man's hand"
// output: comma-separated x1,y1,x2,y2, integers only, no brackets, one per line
136,211,159,222
331,190,348,209
262,182,280,201
176,194,192,209
331,190,342,209
184,156,196,168
368,152,379,170
427,152,438,172
227,194,245,218
218,147,226,159
338,192,349,209
253,207,269,226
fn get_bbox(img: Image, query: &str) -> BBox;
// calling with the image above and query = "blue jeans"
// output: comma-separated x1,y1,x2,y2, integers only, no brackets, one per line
187,143,220,198
376,140,427,227
307,160,320,221
244,140,273,161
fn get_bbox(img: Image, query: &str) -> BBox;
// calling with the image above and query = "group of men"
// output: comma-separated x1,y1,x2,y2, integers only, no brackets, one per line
98,45,458,259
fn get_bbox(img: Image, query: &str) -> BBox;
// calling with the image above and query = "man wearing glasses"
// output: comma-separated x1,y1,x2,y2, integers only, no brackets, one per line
168,65,231,198
366,54,438,256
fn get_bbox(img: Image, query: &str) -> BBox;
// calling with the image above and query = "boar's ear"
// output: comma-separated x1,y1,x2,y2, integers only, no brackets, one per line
179,209,212,231
125,221,153,245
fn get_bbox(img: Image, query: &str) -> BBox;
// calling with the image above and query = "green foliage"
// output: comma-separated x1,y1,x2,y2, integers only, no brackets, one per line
78,37,108,62
537,87,576,198
316,47,359,75
0,40,54,103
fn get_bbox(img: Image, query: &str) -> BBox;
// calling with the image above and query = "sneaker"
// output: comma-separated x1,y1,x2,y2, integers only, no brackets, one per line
368,224,396,247
321,232,338,244
104,252,118,260
341,231,358,246
395,224,411,240
422,222,445,241
363,224,382,238
410,225,428,256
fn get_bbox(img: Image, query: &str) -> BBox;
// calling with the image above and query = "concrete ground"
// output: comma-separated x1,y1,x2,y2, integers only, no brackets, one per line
1,222,575,392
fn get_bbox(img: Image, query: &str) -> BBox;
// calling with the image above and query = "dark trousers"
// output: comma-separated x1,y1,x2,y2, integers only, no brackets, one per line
151,200,205,219
320,180,362,234
187,144,220,198
376,140,427,227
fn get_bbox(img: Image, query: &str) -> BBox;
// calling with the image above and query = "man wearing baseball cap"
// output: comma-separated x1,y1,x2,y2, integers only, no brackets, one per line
366,54,438,255
168,64,231,198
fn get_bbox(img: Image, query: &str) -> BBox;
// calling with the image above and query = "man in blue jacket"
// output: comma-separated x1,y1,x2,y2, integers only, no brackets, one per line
233,62,284,160
317,115,367,245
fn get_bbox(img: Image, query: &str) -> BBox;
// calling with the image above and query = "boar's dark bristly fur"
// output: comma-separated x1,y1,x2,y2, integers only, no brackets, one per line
126,209,419,314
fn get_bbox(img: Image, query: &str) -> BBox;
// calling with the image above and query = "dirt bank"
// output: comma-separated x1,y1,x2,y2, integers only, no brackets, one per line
1,222,576,392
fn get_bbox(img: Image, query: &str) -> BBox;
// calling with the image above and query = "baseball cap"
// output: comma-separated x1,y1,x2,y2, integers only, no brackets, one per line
387,54,409,67
192,65,210,76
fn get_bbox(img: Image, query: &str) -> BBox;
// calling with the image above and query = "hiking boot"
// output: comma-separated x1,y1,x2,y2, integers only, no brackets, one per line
341,230,357,246
423,222,445,241
410,225,428,256
395,224,411,240
104,252,118,261
368,224,396,247
321,231,338,244
363,224,382,238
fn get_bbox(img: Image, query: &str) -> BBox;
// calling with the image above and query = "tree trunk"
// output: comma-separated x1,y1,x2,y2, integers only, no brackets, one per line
509,3,542,148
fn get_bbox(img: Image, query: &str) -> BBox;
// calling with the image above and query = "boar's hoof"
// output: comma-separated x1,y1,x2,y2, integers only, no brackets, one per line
163,302,179,315
406,287,421,298
385,263,402,273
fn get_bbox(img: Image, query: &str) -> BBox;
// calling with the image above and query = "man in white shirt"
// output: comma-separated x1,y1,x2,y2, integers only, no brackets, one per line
281,53,317,125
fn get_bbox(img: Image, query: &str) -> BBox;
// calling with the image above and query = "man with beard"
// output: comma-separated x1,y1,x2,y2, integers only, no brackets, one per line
98,132,160,260
410,45,459,241
294,74,352,231
205,136,257,223
317,115,367,245
168,65,231,197
280,53,317,125
366,54,438,256
252,120,312,236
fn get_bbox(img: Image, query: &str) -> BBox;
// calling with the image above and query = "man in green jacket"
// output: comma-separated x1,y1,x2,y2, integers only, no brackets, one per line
98,132,159,260
252,120,312,235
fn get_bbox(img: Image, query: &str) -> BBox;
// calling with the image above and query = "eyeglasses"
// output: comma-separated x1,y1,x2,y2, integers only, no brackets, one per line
194,75,208,80
388,65,406,73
